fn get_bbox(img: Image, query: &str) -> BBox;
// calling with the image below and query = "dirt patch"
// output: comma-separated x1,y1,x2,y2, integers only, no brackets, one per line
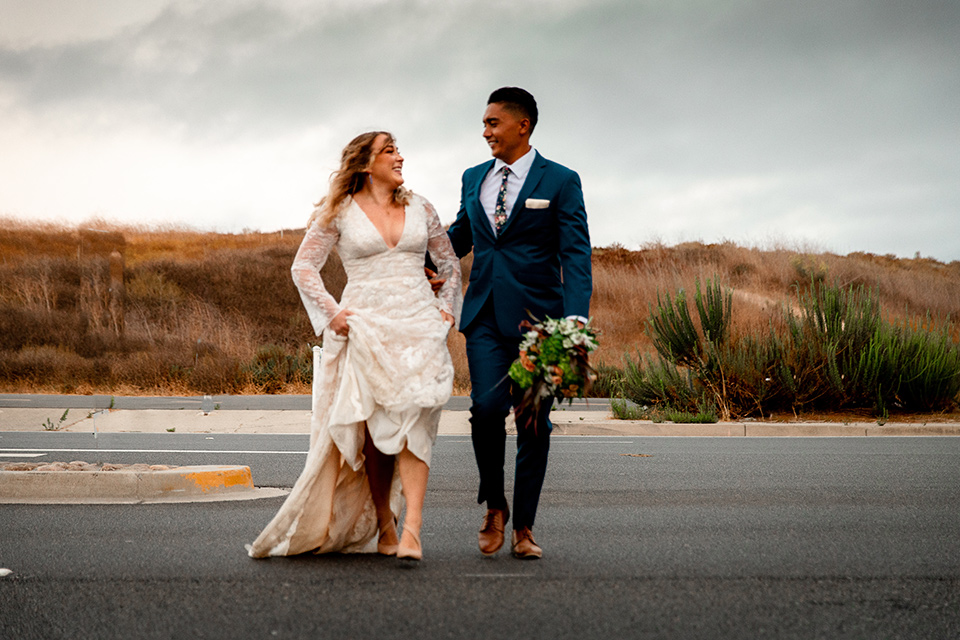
0,461,178,472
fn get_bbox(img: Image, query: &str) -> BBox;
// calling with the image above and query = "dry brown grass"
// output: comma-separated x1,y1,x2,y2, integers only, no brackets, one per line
590,242,960,371
2,217,959,397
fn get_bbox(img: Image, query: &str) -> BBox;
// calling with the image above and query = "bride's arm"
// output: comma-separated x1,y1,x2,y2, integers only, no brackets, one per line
424,198,463,328
290,214,344,335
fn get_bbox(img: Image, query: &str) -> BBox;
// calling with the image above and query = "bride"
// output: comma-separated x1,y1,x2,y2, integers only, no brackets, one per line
247,131,462,562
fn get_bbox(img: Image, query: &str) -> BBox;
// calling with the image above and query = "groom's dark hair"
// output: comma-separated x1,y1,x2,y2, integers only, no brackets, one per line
488,87,538,134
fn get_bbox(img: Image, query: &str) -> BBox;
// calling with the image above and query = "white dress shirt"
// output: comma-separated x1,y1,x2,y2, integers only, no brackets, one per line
478,147,536,235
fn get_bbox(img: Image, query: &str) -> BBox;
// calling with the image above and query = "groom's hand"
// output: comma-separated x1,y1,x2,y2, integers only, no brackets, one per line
425,267,446,294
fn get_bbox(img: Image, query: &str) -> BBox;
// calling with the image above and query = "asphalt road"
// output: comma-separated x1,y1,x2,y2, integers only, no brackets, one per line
2,435,959,639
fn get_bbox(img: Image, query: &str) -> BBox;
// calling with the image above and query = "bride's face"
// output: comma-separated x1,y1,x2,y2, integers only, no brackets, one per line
367,134,404,190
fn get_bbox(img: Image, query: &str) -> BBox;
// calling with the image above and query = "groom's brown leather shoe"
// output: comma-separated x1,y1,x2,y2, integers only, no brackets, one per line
478,507,509,556
511,527,542,559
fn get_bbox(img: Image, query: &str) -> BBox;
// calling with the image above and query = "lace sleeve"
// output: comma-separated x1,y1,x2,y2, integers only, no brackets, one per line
424,198,463,328
290,215,343,335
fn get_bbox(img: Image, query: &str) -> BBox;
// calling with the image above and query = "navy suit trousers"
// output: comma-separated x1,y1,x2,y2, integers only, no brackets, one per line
464,297,551,530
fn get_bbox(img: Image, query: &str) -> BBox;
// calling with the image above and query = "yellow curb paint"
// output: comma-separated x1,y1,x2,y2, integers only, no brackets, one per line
183,467,254,493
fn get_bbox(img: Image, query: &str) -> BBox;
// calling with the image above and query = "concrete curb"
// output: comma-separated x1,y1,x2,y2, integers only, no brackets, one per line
3,406,959,437
551,421,960,437
0,465,268,503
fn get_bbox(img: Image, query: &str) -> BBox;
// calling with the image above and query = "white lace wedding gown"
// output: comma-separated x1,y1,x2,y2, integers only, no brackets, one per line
247,193,461,557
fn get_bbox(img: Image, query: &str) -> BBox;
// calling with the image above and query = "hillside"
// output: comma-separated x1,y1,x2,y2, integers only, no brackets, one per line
2,219,959,415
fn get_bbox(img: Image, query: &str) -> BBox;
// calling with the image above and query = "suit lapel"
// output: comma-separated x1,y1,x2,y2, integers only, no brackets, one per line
499,151,547,237
470,160,497,242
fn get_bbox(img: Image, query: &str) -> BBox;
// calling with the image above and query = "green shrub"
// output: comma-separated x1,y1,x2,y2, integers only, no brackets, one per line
613,277,960,419
610,398,646,420
621,353,698,410
587,360,624,397
243,344,313,393
610,398,718,423
786,281,882,407
643,277,733,418
663,406,719,423
881,320,960,411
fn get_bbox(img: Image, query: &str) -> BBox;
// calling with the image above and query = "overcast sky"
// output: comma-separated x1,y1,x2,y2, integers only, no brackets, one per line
1,0,958,260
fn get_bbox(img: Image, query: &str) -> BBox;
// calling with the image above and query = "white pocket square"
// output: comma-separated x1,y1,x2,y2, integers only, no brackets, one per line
525,198,550,209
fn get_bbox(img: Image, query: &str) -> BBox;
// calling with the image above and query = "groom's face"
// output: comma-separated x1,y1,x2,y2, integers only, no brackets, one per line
483,102,529,165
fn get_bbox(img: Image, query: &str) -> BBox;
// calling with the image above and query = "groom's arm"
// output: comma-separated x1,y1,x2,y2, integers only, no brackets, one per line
426,174,473,291
555,169,592,320
447,172,474,259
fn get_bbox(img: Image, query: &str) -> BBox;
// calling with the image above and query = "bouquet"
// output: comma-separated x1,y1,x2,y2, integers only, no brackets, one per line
508,315,599,431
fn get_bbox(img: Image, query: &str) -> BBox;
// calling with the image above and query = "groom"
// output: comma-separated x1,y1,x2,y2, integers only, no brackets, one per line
447,87,592,559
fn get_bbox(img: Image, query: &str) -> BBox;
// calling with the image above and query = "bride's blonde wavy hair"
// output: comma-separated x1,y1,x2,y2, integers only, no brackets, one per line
310,131,412,227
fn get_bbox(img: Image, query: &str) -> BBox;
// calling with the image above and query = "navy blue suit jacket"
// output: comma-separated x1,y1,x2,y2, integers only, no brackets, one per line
448,151,592,337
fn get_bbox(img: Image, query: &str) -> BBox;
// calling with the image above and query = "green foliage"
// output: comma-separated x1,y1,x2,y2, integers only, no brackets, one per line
622,352,698,410
647,276,731,369
610,398,645,420
242,344,313,393
42,409,70,431
614,277,960,419
649,289,701,367
882,319,960,411
587,360,625,398
791,255,828,286
663,407,719,424
643,278,734,418
508,359,535,388
609,398,718,423
696,277,732,345
786,281,883,407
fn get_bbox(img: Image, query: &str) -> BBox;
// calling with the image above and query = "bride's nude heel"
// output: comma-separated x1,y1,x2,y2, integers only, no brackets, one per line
377,518,399,556
397,527,422,562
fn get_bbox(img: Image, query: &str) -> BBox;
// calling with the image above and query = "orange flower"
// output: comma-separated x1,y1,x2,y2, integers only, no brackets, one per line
519,350,536,372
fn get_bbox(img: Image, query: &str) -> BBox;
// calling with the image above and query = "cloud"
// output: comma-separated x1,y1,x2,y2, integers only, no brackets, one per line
0,0,958,260
0,0,170,49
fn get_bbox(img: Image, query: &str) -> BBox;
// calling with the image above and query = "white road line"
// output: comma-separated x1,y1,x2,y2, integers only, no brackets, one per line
462,574,533,578
0,453,47,458
0,448,308,455
554,438,636,443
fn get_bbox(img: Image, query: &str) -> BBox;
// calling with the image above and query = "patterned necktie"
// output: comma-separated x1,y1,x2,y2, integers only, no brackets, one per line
494,166,511,235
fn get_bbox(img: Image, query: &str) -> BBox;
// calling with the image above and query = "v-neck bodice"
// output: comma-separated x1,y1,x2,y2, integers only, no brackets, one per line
290,193,462,335
336,198,421,268
354,200,407,250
